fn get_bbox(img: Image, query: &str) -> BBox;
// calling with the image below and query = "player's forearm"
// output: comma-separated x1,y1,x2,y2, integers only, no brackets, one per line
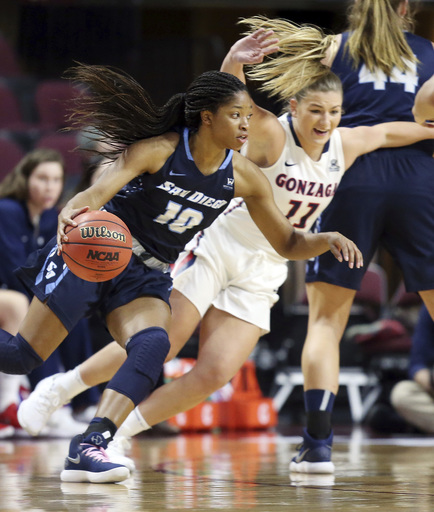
283,231,331,261
381,122,434,147
220,51,246,83
64,189,105,213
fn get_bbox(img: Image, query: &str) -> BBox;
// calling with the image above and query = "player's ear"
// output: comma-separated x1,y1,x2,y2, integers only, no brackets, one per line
201,110,213,125
289,98,298,118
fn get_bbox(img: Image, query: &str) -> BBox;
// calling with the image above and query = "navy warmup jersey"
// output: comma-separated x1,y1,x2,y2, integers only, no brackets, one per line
105,127,235,263
0,198,58,295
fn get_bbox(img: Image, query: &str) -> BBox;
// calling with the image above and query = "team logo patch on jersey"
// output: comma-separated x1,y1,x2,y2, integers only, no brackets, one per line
329,159,340,172
223,178,235,190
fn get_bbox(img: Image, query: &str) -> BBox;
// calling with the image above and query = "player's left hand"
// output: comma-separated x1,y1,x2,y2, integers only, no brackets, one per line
326,232,363,269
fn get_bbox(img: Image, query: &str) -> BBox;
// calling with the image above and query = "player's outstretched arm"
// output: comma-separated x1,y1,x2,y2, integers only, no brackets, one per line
340,121,434,171
234,154,363,268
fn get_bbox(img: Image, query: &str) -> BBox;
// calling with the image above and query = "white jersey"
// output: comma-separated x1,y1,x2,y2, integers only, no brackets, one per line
172,114,346,332
215,114,346,263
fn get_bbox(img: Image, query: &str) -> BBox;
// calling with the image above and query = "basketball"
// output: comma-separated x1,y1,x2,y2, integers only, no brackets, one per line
62,210,133,282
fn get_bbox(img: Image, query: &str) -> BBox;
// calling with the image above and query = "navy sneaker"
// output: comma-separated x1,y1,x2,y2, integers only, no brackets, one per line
289,428,335,474
60,432,130,483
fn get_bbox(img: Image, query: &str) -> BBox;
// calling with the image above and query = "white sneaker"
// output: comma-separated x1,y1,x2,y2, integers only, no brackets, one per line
42,407,89,438
106,436,136,473
17,374,70,436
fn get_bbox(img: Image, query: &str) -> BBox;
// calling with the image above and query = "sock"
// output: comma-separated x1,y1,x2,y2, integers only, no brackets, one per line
115,407,151,439
83,416,117,445
0,373,22,410
304,389,335,440
58,367,90,401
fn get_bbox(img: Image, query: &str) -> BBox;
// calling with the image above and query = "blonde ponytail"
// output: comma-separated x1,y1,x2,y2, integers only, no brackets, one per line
345,0,417,74
238,16,336,104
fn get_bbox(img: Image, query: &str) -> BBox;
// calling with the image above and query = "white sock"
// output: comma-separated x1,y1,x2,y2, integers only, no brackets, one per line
0,373,22,410
115,407,151,438
57,367,90,401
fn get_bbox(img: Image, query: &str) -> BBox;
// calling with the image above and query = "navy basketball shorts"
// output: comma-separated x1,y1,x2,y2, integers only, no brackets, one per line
306,148,434,293
16,237,173,332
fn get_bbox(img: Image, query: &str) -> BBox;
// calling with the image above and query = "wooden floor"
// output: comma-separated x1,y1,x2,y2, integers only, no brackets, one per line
2,426,434,511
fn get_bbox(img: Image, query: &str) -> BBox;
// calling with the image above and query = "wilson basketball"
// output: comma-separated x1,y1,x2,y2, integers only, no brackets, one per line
62,210,133,282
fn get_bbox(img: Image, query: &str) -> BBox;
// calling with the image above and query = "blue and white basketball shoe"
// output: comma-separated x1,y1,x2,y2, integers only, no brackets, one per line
289,428,335,474
60,432,130,483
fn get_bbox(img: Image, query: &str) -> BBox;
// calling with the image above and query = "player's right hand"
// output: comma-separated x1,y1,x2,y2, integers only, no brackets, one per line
229,28,279,65
326,231,363,269
57,205,89,254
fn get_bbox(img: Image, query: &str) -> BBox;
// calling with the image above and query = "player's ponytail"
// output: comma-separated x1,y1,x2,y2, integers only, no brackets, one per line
345,0,417,74
238,16,335,105
64,65,248,161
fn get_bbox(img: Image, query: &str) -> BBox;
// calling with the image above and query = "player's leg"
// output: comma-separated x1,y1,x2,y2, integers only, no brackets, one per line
18,284,204,436
61,294,172,484
0,290,30,435
104,305,261,470
17,340,127,436
121,305,260,430
0,295,69,374
113,235,280,440
295,158,384,474
289,281,355,474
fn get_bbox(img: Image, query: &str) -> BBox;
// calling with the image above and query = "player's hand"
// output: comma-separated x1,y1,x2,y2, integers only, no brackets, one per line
57,205,89,254
229,28,279,65
326,232,363,269
412,105,434,127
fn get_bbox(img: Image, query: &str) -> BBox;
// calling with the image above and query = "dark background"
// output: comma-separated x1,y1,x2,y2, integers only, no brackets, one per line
0,0,433,104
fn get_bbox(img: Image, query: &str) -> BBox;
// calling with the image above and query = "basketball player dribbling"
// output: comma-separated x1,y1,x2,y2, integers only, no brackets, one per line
0,64,362,483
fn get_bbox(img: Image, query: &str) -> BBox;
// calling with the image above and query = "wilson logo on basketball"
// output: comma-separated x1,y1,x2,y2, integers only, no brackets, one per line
86,250,120,261
79,226,127,242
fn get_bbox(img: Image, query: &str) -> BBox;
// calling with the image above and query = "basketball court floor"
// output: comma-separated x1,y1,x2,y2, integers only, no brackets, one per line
1,425,434,511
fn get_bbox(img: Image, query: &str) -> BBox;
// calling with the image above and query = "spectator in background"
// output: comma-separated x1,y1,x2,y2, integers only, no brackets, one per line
391,304,434,434
0,148,98,436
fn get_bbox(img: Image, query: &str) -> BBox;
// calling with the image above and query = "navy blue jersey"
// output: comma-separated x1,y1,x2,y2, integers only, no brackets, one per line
105,127,235,264
0,198,58,295
333,32,434,128
307,31,434,292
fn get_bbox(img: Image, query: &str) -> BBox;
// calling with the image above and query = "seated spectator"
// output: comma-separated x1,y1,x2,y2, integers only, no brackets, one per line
391,304,434,433
0,148,98,436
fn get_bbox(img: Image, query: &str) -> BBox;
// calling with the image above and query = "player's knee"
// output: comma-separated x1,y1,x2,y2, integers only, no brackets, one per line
193,361,229,395
0,331,43,375
107,326,171,405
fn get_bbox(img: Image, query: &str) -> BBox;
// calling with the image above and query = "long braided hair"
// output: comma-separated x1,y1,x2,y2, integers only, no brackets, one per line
64,64,248,161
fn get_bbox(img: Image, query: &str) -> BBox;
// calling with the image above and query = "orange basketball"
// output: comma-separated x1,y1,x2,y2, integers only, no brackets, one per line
62,210,133,282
